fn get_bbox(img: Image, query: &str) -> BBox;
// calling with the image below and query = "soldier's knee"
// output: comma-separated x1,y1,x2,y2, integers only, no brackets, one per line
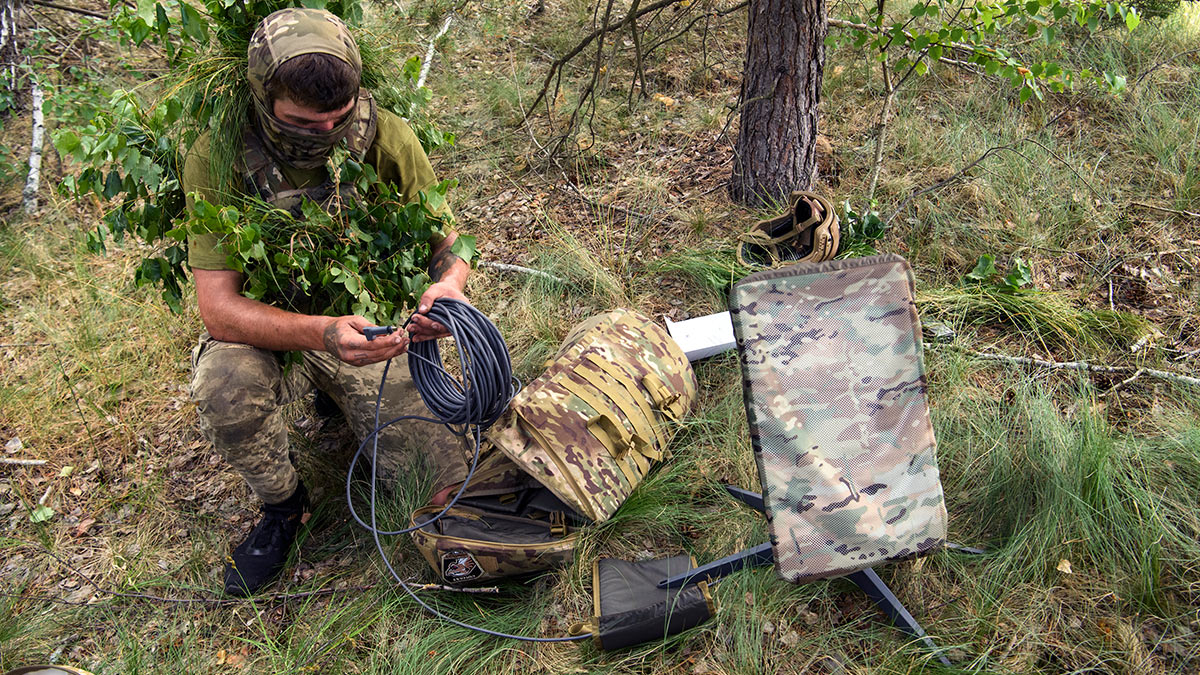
192,346,282,442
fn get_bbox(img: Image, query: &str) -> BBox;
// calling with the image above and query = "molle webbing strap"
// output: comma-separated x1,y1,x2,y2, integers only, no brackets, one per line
642,372,685,420
560,378,648,486
582,353,668,450
573,359,665,458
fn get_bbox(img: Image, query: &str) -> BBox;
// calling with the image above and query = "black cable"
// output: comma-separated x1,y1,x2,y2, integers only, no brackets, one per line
346,298,592,642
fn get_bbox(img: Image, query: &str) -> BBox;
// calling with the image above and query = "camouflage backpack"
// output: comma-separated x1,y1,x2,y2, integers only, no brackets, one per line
730,254,948,583
410,309,698,583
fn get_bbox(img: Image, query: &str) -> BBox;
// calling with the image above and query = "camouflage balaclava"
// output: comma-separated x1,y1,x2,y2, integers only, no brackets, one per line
247,8,370,169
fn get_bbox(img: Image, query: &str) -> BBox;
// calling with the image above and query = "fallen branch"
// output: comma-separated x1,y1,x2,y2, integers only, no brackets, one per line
955,349,1200,389
23,78,44,215
886,110,1075,226
1129,201,1200,220
0,457,47,466
26,0,106,19
416,14,454,89
478,260,566,284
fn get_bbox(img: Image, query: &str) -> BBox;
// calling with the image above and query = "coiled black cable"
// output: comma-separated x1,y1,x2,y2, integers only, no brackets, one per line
345,297,591,643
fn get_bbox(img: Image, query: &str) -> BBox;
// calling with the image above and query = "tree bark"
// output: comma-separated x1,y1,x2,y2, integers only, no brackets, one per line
1,0,17,86
729,0,826,206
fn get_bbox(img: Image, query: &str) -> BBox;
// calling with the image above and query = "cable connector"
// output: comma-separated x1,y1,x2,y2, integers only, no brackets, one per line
363,326,397,341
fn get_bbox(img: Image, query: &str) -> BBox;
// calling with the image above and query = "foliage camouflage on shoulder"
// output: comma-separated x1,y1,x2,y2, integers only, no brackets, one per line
176,149,475,325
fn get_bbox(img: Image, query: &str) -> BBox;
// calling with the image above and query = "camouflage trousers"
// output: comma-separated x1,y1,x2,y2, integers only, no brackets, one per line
189,333,470,505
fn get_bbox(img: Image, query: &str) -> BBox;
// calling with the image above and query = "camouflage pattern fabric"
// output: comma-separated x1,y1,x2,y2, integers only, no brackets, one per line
730,254,948,583
240,93,377,217
484,310,697,522
246,8,375,169
189,333,470,504
409,505,578,584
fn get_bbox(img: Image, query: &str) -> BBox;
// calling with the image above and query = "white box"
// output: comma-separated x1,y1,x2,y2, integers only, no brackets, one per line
665,311,737,362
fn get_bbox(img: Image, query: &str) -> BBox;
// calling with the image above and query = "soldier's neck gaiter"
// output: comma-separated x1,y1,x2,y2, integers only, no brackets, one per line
246,8,371,170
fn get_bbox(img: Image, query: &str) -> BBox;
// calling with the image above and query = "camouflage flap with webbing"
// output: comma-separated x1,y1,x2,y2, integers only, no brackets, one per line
484,309,698,522
410,502,580,584
730,254,947,583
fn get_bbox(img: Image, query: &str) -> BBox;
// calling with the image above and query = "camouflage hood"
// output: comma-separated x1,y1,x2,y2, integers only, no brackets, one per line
247,8,374,169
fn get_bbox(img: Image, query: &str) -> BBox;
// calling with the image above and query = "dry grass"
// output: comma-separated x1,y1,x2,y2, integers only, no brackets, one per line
1,0,1200,672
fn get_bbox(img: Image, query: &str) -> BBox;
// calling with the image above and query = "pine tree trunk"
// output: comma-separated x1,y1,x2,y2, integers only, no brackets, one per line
729,0,826,207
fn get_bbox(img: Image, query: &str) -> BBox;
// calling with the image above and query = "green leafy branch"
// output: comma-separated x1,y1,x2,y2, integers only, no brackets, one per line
175,164,476,326
830,0,1141,103
54,0,456,314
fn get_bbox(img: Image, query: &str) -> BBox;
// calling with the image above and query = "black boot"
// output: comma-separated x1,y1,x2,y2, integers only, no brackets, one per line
223,482,308,596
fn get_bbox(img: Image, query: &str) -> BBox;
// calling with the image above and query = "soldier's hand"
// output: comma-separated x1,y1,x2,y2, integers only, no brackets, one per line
408,281,468,343
322,315,409,366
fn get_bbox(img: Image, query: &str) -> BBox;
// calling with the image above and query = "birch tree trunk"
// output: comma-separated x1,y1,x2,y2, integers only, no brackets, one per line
728,0,827,207
23,79,43,214
1,0,16,86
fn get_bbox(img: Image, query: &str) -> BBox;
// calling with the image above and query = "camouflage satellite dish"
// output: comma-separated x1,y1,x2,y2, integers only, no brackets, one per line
730,254,948,582
3,662,97,667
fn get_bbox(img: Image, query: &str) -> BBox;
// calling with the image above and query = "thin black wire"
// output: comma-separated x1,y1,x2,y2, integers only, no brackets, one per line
347,298,591,642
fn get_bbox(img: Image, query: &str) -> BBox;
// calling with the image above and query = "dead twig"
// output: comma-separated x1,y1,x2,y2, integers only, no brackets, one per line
886,110,1076,226
526,0,684,116
556,173,657,225
1132,47,1200,88
1100,368,1144,398
24,545,484,607
0,457,48,466
950,349,1200,389
24,0,106,19
478,261,567,284
1129,202,1200,220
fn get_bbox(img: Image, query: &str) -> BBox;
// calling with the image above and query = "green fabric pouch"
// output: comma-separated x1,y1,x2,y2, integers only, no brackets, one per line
570,555,716,650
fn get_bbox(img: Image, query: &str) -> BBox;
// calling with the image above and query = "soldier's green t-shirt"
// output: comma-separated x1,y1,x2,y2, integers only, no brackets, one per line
183,108,452,271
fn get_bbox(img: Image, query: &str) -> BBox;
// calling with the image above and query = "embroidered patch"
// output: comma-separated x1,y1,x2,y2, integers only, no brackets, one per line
440,549,484,582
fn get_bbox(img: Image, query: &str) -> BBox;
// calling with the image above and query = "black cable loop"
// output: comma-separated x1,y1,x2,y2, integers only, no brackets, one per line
344,297,591,643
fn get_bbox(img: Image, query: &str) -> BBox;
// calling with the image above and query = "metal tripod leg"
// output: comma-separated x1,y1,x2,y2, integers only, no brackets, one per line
657,542,774,589
847,568,952,667
660,486,960,665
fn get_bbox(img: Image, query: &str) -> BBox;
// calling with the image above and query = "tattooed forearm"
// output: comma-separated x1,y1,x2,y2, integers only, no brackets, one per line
322,321,343,359
428,248,463,282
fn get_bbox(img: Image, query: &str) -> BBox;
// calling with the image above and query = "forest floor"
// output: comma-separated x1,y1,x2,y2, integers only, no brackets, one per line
1,0,1199,672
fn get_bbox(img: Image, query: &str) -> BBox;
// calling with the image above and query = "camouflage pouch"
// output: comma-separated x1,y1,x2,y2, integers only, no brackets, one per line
410,309,697,583
730,254,948,584
410,499,581,584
